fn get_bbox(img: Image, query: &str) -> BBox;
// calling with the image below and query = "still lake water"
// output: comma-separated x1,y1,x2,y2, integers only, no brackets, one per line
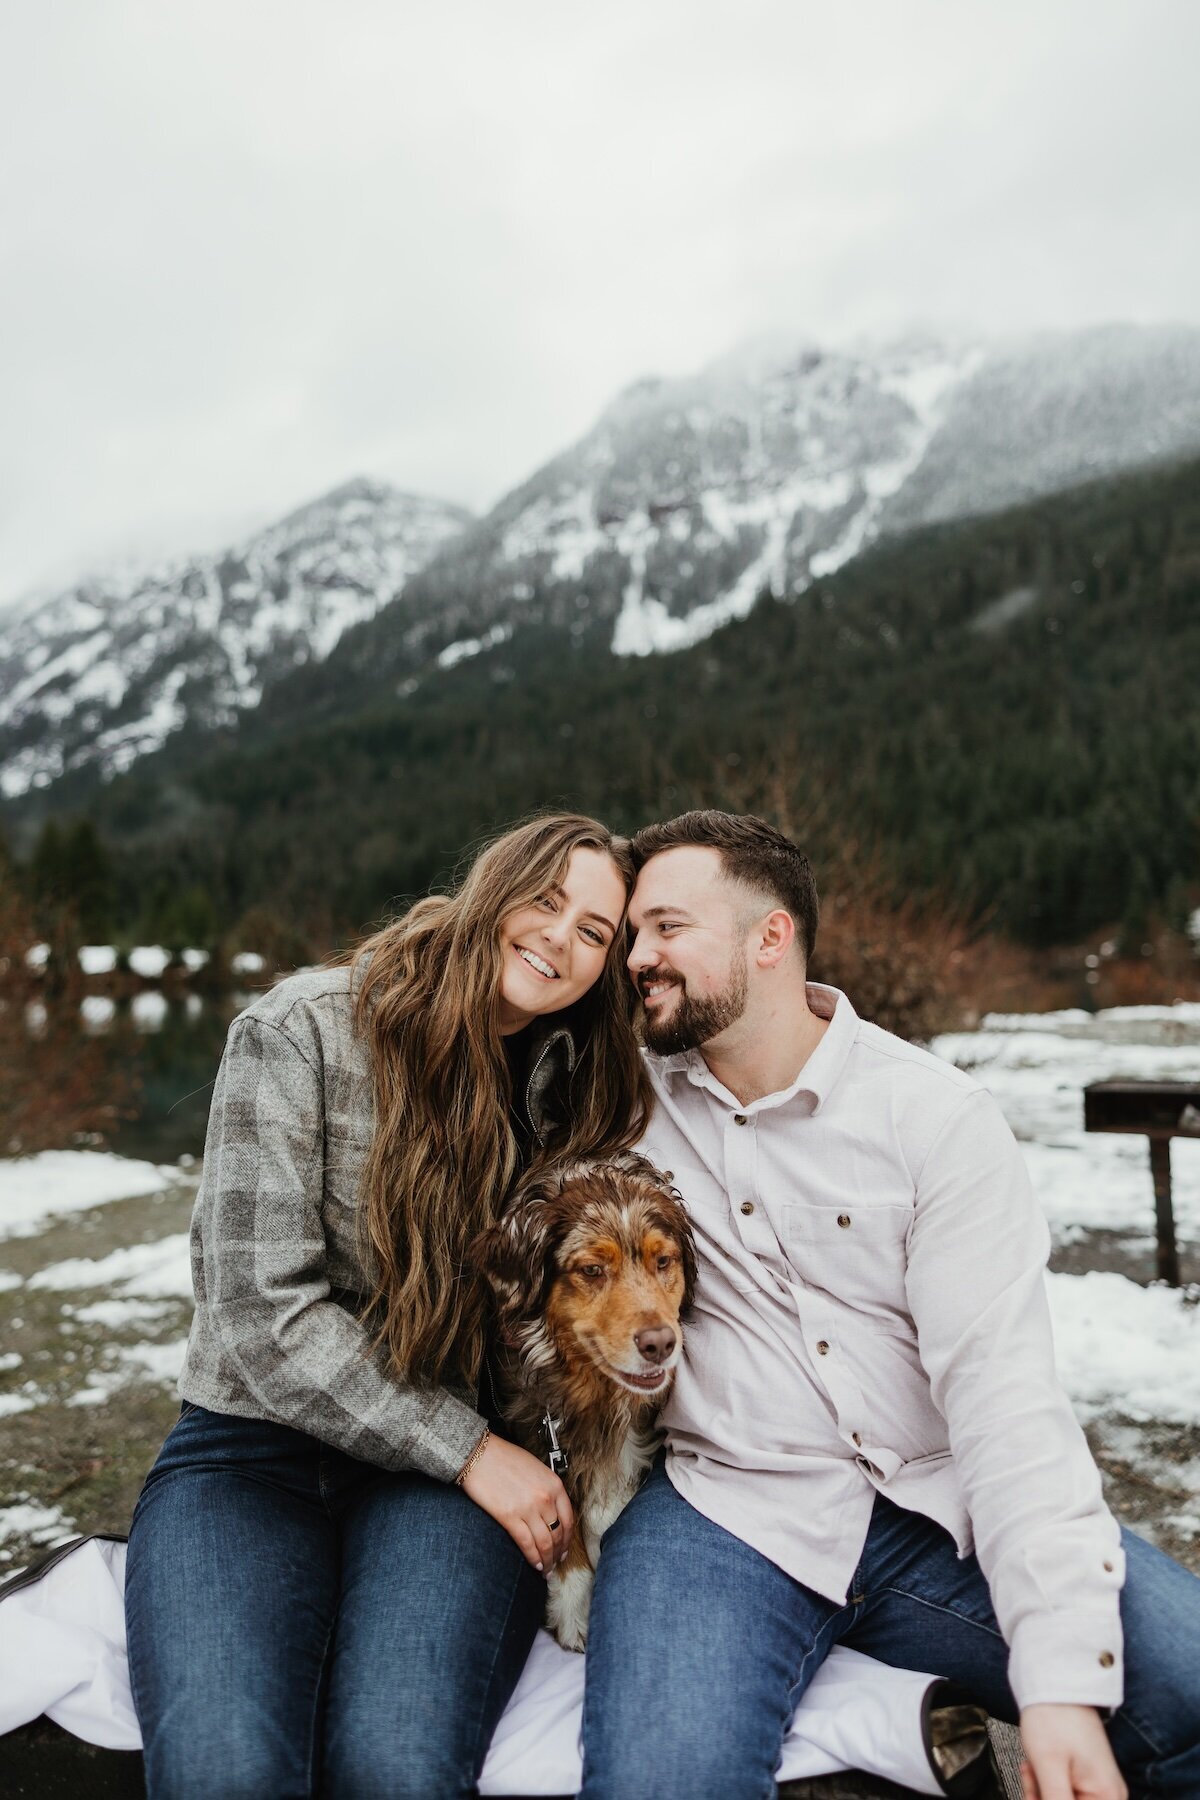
98,992,251,1163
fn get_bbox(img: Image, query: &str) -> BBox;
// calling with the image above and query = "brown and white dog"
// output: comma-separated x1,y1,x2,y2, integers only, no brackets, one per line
474,1151,696,1651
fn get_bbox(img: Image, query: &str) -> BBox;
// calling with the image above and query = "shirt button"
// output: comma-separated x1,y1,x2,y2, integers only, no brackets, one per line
837,1214,851,1229
1099,1651,1114,1669
740,1200,754,1216
1103,1561,1114,1573
733,1114,748,1126
816,1340,830,1355
851,1432,862,1446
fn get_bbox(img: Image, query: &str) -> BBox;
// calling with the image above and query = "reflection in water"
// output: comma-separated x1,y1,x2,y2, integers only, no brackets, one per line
68,991,251,1163
131,991,169,1032
82,994,117,1033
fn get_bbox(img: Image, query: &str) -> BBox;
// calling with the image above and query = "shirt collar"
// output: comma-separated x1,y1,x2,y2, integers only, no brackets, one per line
653,983,859,1116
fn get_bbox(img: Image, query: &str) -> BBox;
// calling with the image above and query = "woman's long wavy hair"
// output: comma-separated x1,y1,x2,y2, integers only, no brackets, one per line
351,813,650,1391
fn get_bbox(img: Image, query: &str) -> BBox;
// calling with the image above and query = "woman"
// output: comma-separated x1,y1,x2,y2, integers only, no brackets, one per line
124,814,650,1800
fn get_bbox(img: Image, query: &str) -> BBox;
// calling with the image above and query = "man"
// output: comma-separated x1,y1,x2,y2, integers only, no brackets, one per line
579,811,1200,1800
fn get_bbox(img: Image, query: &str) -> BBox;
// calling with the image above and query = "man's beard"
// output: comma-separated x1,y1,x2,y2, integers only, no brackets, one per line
641,952,749,1055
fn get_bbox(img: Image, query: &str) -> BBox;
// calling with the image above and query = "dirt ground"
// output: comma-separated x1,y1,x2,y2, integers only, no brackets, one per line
0,1185,196,1565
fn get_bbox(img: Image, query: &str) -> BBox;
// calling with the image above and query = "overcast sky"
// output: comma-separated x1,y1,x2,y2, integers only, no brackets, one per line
2,0,1199,604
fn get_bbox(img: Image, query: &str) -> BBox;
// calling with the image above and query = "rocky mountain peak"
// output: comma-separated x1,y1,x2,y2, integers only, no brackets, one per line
0,481,472,798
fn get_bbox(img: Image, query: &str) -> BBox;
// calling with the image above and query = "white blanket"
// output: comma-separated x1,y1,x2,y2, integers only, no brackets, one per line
0,1538,945,1794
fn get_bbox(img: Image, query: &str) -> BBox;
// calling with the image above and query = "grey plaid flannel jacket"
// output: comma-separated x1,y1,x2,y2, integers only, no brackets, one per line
178,965,575,1482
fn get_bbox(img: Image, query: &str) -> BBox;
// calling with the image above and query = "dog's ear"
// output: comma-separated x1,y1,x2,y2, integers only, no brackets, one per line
469,1192,562,1333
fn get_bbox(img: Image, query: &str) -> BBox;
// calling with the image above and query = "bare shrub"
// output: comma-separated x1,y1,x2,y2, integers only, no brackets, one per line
0,877,135,1156
689,758,976,1041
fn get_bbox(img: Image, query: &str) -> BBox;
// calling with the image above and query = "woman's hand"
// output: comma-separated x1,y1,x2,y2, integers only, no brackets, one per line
459,1432,574,1573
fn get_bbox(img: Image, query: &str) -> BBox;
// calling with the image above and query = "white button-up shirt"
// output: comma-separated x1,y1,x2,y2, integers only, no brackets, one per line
640,984,1125,1710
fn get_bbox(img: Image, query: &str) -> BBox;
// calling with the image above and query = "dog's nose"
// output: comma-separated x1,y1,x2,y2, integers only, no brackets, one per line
634,1326,677,1365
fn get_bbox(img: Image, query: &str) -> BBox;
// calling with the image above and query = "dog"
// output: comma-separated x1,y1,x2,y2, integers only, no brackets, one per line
474,1150,696,1651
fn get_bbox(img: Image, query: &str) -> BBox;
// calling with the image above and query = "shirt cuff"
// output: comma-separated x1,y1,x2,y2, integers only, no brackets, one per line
1007,1610,1125,1712
404,1390,489,1484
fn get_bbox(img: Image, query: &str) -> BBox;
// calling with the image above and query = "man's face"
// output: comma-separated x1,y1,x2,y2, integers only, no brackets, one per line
627,846,751,1055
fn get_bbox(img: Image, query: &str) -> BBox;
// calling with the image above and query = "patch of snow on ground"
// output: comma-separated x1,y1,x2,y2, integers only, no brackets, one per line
0,1501,74,1561
0,1153,177,1240
981,1003,1200,1036
932,1010,1200,1242
28,1233,192,1298
0,1271,22,1292
124,1338,188,1384
66,1376,121,1408
67,1297,178,1329
1047,1271,1200,1423
67,1337,188,1408
0,1394,36,1417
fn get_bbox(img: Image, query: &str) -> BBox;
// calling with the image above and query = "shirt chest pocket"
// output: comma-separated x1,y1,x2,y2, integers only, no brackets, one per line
662,1161,733,1234
322,1127,370,1281
779,1202,913,1331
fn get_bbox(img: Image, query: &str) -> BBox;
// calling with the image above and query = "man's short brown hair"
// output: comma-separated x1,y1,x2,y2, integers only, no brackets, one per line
630,810,819,963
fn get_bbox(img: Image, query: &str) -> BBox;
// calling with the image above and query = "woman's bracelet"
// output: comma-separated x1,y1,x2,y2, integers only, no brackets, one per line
456,1426,490,1487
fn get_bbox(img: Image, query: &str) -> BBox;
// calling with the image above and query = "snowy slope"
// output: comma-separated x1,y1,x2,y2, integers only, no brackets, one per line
882,323,1200,532
0,480,471,796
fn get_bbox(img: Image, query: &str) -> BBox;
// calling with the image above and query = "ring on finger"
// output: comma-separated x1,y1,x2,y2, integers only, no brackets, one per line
547,1517,561,1532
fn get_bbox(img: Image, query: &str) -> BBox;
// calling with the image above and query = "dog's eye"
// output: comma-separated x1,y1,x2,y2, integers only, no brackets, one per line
656,1253,675,1273
579,1264,606,1281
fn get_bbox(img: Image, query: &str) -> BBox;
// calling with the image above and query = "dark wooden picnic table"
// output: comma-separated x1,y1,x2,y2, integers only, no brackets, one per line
1083,1079,1200,1285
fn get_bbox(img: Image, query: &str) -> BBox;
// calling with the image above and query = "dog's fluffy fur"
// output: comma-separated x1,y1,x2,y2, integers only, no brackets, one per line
474,1151,696,1650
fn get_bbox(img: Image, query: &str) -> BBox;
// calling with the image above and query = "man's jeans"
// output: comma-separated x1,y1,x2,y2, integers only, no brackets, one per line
581,1461,1200,1798
125,1403,543,1799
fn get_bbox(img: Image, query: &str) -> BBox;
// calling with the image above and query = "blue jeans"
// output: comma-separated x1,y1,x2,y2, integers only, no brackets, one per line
581,1462,1200,1798
125,1403,544,1799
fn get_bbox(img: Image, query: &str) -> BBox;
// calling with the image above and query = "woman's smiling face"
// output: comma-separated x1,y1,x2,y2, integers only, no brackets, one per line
497,846,627,1033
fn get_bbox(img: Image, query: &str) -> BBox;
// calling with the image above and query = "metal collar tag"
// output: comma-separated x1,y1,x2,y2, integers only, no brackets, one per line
541,1408,569,1477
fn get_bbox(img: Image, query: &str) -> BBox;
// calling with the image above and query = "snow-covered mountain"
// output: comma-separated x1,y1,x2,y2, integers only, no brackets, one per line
0,481,472,797
5,322,1200,801
367,333,982,670
332,322,1200,686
